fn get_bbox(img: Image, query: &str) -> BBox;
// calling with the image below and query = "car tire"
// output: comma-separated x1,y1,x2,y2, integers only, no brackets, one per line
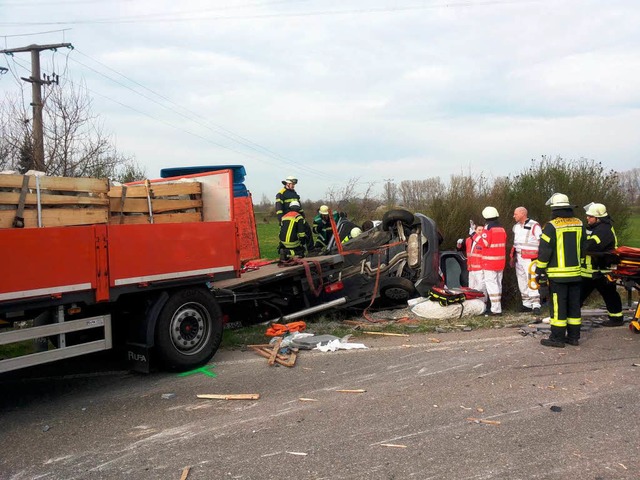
379,277,417,304
382,209,416,231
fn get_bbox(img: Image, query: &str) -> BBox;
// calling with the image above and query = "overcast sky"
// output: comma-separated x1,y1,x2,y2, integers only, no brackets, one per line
1,0,638,202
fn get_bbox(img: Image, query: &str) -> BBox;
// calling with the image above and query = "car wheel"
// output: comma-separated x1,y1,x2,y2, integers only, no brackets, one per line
382,209,416,231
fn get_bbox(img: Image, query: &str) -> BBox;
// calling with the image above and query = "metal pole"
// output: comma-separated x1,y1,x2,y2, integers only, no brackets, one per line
30,47,45,172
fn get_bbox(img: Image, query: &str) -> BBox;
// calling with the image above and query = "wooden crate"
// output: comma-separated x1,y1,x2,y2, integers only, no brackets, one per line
108,180,203,225
0,174,109,229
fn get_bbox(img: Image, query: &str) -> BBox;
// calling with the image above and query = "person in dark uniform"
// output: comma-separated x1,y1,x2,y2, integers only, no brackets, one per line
278,201,312,261
537,193,586,347
275,176,303,223
580,202,624,327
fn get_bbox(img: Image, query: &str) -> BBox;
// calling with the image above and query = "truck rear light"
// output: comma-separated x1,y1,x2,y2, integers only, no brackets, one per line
67,306,82,315
324,281,344,293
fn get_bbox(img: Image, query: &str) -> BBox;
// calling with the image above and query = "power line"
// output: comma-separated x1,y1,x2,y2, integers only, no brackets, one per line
69,49,335,180
0,1,542,27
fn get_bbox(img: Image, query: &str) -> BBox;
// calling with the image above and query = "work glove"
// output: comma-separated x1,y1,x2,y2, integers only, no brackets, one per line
468,219,476,236
535,269,548,286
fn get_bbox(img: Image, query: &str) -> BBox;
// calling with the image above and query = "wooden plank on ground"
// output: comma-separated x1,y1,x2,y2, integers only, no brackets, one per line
108,212,202,225
108,182,201,198
0,174,108,193
268,337,283,366
109,197,202,213
196,394,260,400
0,191,108,206
0,208,108,228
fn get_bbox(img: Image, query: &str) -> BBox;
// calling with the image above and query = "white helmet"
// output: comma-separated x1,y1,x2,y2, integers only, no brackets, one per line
584,202,607,218
289,200,301,210
319,205,329,215
545,193,571,208
282,175,298,185
482,206,499,219
350,227,362,238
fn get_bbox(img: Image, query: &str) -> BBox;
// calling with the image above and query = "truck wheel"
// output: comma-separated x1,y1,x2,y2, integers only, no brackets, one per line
382,209,416,231
154,288,223,371
379,277,416,305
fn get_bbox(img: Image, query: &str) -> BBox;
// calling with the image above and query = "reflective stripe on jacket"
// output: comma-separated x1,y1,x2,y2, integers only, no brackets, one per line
513,218,541,259
279,211,309,249
275,188,303,221
466,234,483,271
480,224,506,271
537,213,584,281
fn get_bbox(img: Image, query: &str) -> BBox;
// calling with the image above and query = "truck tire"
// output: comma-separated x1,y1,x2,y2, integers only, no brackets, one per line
382,209,416,231
154,288,223,371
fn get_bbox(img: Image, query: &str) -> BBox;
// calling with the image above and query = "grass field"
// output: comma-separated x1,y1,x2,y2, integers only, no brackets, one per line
621,207,640,247
256,222,280,259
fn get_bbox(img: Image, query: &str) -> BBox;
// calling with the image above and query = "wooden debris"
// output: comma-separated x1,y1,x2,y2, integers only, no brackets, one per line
466,417,501,425
298,398,319,402
197,394,260,400
380,443,407,448
362,331,409,337
248,343,298,368
428,337,442,343
180,466,191,480
285,451,308,456
336,389,366,394
268,337,283,366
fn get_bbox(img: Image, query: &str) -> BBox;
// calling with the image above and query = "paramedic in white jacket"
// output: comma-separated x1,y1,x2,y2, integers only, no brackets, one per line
511,206,542,315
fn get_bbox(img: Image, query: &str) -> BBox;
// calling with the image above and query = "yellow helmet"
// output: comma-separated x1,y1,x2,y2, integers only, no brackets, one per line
350,227,362,238
319,205,329,215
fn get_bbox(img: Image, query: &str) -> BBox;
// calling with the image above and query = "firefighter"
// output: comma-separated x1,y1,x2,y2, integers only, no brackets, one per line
480,206,507,315
278,201,312,261
537,193,585,347
580,202,624,326
275,175,304,223
510,206,542,315
313,205,334,250
341,227,362,243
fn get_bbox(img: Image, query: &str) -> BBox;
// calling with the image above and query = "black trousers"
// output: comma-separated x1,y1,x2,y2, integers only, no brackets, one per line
549,280,582,328
581,276,622,316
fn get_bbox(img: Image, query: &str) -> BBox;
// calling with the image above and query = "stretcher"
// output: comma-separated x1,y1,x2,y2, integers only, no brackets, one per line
607,246,640,333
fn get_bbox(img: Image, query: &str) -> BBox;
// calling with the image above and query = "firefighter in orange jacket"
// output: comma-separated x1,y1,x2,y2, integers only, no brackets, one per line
278,201,312,261
480,206,507,315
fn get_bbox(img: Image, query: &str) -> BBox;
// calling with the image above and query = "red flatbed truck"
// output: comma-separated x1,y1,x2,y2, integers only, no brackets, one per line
0,166,448,374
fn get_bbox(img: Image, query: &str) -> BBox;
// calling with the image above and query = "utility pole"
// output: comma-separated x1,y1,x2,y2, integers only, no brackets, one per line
0,43,72,171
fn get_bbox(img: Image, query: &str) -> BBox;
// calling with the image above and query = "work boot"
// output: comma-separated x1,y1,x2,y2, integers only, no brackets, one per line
540,326,566,348
600,317,624,327
565,325,581,346
532,307,541,316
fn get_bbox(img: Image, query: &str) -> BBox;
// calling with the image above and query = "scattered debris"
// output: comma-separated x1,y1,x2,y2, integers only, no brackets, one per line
180,466,191,480
380,443,407,448
362,331,409,337
466,418,501,425
196,394,260,400
286,451,308,456
42,425,50,432
161,393,176,400
428,337,442,343
336,389,366,394
298,398,319,402
248,342,298,367
632,363,640,367
550,405,562,412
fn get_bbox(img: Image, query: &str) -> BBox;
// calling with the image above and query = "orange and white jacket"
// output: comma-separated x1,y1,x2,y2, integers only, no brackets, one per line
481,222,507,271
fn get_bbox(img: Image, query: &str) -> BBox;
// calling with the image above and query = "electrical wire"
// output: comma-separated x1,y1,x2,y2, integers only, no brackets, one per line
69,49,335,180
0,1,542,26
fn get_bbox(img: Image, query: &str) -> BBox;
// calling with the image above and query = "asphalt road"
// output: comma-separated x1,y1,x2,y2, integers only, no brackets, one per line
1,325,640,480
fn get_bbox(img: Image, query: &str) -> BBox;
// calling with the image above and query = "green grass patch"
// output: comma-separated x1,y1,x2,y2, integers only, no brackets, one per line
256,222,280,259
620,207,640,247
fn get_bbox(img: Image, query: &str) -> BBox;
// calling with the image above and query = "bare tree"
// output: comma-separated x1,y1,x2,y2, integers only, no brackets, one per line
619,167,640,205
0,79,145,181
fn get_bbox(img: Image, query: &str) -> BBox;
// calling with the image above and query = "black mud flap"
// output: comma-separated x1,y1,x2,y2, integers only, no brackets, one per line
126,342,152,373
